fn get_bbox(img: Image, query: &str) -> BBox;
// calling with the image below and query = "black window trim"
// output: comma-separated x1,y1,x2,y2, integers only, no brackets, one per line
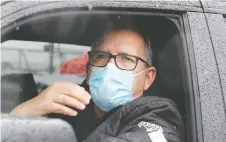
181,13,204,142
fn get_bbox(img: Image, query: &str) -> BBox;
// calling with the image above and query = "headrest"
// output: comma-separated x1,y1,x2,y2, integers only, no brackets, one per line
1,73,38,112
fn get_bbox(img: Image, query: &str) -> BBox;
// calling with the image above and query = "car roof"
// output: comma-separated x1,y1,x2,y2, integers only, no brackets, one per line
1,0,226,28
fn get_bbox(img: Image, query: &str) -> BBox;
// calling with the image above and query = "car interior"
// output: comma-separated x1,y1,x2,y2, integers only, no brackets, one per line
1,10,191,141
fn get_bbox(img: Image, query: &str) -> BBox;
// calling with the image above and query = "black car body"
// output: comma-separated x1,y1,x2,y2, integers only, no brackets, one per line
1,1,226,142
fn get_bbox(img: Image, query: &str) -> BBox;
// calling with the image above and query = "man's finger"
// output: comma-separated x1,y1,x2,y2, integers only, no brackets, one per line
54,94,86,110
71,85,91,105
52,103,78,116
52,82,91,105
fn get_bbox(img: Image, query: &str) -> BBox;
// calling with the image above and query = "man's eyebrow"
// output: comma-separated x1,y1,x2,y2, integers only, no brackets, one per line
116,51,135,56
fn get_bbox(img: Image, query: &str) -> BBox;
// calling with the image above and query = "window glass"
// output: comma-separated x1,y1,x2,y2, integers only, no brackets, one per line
1,14,185,113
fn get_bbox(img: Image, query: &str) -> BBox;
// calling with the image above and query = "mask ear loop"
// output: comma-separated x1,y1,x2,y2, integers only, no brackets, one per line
133,92,143,100
133,69,146,76
133,69,146,100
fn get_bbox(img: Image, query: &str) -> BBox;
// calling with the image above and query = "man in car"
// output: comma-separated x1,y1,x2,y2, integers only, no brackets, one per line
10,28,183,142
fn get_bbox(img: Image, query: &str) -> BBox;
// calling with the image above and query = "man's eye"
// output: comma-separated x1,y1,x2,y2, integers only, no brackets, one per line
97,54,108,59
121,56,134,62
92,53,109,61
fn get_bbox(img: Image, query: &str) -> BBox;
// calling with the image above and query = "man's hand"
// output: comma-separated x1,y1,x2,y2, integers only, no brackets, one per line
10,82,91,116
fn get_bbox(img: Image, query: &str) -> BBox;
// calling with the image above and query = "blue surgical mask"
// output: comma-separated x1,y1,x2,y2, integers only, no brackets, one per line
89,63,145,112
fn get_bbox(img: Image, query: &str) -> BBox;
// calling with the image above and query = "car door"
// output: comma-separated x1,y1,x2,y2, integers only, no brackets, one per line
1,1,226,142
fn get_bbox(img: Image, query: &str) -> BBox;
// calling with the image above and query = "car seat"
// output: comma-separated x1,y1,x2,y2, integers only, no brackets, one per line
145,33,185,115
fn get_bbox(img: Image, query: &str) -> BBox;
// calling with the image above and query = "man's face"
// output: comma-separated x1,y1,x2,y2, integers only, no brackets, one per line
88,29,156,97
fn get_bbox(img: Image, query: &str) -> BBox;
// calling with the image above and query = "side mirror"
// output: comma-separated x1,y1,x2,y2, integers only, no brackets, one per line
1,114,78,142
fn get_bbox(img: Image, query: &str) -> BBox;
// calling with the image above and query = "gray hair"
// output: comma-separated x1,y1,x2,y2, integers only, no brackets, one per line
144,37,152,66
91,30,153,66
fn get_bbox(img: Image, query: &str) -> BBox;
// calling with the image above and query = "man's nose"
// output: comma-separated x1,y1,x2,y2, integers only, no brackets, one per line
108,58,116,65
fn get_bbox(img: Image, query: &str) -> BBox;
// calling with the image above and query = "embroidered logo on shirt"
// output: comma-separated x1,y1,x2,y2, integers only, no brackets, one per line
138,121,163,133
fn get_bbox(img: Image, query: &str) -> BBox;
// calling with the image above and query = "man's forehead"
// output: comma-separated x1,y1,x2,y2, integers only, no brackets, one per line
97,29,145,55
103,29,144,43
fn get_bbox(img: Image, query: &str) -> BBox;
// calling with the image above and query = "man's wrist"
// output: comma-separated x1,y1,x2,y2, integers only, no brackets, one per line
10,99,43,116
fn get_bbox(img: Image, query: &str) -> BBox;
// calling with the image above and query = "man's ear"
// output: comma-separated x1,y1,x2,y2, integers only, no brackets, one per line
144,66,156,91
